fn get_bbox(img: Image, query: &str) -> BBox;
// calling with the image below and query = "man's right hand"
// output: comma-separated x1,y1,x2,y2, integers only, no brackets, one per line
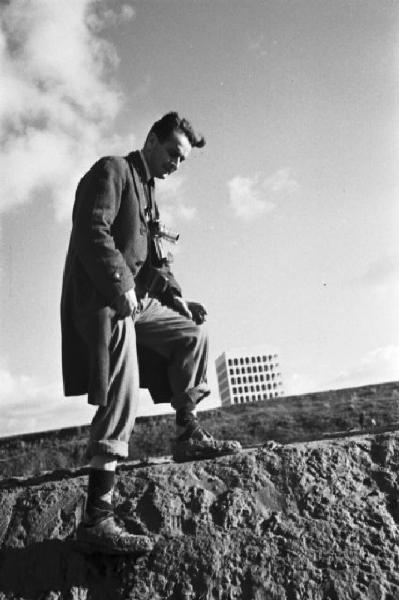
113,288,138,319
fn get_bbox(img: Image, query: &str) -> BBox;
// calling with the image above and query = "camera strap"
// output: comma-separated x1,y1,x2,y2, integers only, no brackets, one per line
143,179,154,222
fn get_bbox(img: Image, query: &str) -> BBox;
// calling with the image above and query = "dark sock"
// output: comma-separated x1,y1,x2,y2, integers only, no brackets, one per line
176,406,198,428
86,469,115,523
176,407,199,441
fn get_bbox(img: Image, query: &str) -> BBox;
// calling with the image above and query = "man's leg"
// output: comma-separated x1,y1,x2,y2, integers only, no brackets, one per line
77,316,152,555
136,298,241,460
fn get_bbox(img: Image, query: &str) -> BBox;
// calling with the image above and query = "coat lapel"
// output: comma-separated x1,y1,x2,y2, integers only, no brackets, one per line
126,151,150,225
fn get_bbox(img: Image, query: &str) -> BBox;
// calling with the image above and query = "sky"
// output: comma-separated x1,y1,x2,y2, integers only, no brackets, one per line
0,0,398,437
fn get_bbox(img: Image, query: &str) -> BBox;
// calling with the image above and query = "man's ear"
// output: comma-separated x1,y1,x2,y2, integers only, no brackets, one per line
145,131,158,152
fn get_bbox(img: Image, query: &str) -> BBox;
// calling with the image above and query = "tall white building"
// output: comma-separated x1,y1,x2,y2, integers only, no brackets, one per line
215,347,284,407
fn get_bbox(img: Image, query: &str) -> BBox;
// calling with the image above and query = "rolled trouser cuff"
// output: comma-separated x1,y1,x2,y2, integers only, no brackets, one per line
171,383,211,411
87,439,129,460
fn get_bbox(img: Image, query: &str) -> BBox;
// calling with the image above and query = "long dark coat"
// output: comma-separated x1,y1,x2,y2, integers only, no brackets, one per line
61,151,181,406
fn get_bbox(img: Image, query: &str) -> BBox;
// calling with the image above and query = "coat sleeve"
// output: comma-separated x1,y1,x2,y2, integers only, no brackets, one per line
157,260,183,303
72,157,135,303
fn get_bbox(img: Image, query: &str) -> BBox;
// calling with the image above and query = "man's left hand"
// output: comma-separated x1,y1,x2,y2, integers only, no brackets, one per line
187,301,207,324
171,296,193,320
171,297,207,324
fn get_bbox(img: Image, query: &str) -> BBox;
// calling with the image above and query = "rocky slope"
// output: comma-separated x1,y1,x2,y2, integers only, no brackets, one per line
1,431,399,599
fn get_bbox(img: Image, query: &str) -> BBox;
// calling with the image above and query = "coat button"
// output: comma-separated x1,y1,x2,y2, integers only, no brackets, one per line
113,272,121,281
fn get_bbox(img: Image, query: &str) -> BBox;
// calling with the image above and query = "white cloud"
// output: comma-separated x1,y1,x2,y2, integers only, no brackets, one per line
156,174,198,223
228,168,298,220
0,364,91,436
228,175,270,219
0,0,135,220
0,362,175,437
86,1,135,32
329,345,399,390
0,362,59,410
263,168,299,195
284,372,320,396
351,254,399,294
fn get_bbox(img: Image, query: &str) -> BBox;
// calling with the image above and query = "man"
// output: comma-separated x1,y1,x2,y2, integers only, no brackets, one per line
61,112,241,555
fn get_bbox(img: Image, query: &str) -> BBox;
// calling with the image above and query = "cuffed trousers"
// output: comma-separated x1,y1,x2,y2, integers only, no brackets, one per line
87,297,210,459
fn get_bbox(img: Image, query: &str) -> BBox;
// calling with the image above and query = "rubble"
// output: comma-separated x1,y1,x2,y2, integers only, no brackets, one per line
1,432,399,599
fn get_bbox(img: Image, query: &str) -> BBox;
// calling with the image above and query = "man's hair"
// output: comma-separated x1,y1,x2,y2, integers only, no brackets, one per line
149,112,206,148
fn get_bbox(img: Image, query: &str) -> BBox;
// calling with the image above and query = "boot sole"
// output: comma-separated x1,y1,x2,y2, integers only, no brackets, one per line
172,447,242,463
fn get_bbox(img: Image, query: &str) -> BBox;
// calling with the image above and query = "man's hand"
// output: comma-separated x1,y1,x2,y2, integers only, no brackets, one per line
113,288,138,319
171,297,207,324
171,296,193,320
187,301,207,324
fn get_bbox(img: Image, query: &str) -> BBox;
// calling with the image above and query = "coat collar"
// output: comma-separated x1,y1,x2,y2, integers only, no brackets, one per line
126,150,153,185
125,150,156,223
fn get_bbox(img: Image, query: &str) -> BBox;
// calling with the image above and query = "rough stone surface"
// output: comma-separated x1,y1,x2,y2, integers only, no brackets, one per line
1,432,399,599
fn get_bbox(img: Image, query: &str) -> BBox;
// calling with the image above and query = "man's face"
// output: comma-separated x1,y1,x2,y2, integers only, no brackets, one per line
145,130,192,179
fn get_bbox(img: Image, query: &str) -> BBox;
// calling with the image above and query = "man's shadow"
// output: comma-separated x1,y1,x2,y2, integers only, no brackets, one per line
0,538,146,600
